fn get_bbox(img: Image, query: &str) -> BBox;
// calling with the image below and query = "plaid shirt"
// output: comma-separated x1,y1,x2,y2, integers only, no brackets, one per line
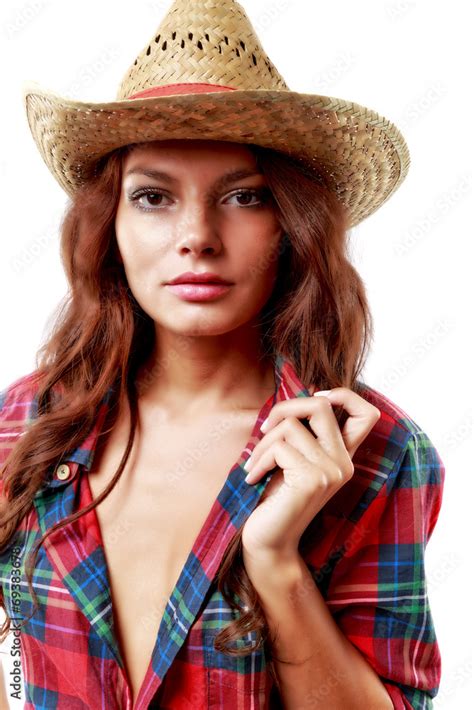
0,354,444,709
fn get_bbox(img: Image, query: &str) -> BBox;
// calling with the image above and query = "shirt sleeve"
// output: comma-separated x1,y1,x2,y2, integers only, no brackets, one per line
317,429,445,710
0,384,6,491
0,387,7,603
0,382,10,492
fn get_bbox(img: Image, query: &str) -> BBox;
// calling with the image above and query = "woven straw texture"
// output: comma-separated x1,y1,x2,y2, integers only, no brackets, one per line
23,0,410,228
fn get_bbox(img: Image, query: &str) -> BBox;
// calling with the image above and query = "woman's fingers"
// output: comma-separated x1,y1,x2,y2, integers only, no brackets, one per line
244,415,336,484
316,388,381,457
258,387,380,460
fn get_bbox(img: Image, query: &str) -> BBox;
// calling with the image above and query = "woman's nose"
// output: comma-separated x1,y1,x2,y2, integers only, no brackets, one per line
174,202,222,254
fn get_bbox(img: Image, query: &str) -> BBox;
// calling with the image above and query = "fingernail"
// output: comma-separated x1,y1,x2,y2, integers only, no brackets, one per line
314,390,331,397
243,454,253,471
260,417,270,432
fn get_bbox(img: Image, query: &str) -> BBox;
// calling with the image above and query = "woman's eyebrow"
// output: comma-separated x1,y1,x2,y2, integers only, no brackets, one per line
124,167,263,193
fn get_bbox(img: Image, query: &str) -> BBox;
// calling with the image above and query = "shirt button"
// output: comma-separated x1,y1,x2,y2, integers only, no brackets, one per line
55,463,71,481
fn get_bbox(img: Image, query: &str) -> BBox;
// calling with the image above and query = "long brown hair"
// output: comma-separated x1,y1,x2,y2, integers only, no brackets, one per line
0,141,373,690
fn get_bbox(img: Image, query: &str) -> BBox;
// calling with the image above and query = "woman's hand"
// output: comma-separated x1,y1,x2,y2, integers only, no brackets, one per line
241,388,381,561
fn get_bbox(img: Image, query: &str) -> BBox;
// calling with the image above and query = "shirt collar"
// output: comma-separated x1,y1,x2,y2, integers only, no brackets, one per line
45,353,310,489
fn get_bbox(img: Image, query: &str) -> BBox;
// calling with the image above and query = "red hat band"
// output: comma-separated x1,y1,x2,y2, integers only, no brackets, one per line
127,82,237,100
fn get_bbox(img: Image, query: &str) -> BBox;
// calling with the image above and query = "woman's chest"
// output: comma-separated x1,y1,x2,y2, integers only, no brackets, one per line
88,411,258,589
86,411,260,703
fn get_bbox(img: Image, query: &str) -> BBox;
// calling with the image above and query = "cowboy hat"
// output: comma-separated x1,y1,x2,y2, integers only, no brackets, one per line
23,0,410,228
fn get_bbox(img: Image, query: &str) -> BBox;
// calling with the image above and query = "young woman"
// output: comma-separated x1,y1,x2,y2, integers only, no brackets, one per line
0,1,444,709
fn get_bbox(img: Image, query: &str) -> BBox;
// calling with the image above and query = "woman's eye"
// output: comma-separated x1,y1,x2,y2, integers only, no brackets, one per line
226,189,269,207
133,191,170,209
129,187,270,211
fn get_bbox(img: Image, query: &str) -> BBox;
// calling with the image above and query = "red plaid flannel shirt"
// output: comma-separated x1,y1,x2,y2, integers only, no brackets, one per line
0,354,444,708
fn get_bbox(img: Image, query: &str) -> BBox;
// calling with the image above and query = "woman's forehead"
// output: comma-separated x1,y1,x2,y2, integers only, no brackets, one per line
123,139,258,164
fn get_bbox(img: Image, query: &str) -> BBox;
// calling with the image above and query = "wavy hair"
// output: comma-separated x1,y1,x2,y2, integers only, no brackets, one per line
0,141,373,692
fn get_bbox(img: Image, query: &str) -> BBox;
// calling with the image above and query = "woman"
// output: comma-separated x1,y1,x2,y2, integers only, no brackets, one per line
0,1,444,709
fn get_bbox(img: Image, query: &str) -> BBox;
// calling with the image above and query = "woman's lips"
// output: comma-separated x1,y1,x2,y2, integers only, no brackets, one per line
165,283,232,301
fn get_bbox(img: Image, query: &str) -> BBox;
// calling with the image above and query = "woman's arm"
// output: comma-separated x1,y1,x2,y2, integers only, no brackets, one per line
243,426,444,710
244,549,394,709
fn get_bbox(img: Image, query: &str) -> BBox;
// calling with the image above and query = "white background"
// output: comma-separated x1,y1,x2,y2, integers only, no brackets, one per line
0,0,471,707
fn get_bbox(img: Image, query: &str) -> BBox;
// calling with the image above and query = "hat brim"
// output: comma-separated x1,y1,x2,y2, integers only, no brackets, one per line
23,82,410,228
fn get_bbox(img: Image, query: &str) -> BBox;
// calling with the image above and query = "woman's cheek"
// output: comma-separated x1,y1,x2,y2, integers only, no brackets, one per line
249,242,281,289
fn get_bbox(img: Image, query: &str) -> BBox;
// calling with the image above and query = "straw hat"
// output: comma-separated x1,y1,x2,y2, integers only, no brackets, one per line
23,0,410,228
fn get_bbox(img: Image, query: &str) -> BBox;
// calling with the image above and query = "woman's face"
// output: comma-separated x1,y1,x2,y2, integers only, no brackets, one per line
115,139,284,338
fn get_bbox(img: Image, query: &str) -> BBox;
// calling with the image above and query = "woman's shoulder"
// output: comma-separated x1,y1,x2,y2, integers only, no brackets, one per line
354,380,445,497
0,370,45,467
0,370,43,417
356,379,431,439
